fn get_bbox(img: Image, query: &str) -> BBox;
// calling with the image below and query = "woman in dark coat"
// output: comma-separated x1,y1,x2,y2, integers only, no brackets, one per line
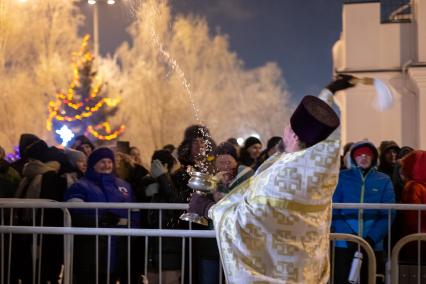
65,147,140,284
173,125,216,205
239,136,262,170
172,125,216,283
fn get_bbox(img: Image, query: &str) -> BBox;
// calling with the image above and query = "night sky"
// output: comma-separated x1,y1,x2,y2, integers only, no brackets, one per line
79,0,344,104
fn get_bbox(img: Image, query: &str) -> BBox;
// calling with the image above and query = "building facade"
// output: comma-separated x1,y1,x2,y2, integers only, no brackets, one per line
333,0,426,149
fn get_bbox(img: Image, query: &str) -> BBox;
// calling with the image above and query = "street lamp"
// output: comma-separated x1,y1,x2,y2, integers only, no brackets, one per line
87,0,116,58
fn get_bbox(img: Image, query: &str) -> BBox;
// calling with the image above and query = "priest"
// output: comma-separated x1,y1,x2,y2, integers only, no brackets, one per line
188,75,355,283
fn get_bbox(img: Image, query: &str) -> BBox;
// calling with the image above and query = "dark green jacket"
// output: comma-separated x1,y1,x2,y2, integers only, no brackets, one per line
0,160,21,198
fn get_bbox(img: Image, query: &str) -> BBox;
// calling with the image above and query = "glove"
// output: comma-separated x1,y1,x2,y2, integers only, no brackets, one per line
188,193,215,217
145,183,159,197
365,236,375,249
325,74,356,94
151,159,168,178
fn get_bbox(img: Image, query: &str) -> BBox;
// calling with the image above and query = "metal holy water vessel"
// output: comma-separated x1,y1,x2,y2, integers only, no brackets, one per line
179,169,217,226
187,170,216,192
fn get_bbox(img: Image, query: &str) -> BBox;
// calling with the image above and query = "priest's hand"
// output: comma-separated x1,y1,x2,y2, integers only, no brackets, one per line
188,193,215,217
326,74,355,94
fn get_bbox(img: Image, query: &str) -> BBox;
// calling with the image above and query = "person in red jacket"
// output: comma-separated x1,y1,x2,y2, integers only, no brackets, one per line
400,150,426,261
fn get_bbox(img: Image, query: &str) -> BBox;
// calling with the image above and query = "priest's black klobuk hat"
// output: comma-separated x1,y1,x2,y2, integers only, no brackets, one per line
290,95,339,147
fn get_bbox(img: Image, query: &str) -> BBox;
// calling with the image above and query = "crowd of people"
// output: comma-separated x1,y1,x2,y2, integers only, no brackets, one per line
0,128,280,284
0,124,425,283
332,140,425,283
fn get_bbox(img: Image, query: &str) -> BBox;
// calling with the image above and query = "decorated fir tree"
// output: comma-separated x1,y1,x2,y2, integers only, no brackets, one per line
46,35,125,145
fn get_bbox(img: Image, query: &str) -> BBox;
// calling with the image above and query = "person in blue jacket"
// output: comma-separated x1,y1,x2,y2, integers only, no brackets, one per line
65,147,140,284
332,140,395,284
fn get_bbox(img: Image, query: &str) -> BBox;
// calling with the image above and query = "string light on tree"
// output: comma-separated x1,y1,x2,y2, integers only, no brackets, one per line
87,122,125,140
5,146,20,163
46,35,125,143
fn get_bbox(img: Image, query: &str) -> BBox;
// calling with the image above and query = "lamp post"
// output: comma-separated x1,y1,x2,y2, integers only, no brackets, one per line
87,0,116,57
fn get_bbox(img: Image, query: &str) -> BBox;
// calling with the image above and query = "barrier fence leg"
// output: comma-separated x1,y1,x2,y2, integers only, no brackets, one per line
159,209,162,284
7,210,13,284
1,208,4,284
181,237,185,284
189,222,192,284
144,236,148,279
107,236,112,284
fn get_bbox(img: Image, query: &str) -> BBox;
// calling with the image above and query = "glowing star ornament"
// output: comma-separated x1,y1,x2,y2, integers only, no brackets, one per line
56,125,75,146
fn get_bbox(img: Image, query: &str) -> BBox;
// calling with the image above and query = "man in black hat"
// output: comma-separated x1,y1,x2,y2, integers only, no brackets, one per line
187,75,355,283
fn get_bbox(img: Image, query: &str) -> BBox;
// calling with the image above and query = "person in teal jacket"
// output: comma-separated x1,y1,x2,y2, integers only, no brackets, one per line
332,140,395,284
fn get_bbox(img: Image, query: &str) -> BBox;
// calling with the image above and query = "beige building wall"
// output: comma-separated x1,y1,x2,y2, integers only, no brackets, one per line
333,0,426,150
417,0,426,62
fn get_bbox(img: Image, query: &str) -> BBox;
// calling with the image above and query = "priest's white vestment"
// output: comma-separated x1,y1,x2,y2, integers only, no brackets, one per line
209,140,340,284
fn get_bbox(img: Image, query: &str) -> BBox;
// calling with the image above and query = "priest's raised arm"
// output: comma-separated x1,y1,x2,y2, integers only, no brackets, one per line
188,75,356,283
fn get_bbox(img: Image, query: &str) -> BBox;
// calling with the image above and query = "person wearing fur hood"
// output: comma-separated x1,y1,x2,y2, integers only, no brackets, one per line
13,138,67,284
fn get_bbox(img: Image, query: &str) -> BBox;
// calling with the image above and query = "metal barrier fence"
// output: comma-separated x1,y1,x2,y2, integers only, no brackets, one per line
330,233,376,284
0,199,73,284
392,233,426,283
0,200,426,284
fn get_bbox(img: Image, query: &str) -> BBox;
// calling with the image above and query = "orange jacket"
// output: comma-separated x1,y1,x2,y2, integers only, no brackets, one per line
401,150,426,234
